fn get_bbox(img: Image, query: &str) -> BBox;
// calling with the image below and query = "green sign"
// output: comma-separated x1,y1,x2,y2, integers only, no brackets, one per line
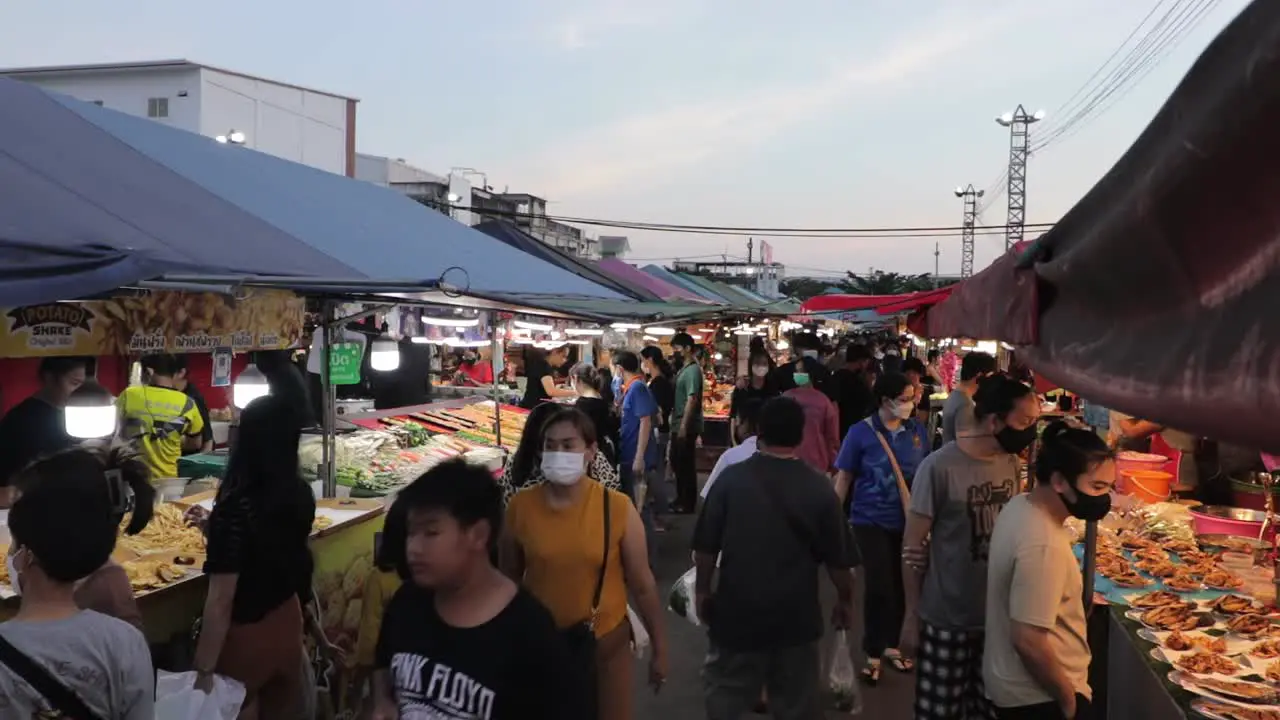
329,342,363,385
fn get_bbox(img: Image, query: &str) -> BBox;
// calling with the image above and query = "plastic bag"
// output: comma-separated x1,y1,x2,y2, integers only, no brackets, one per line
827,630,861,715
627,605,650,658
155,671,246,720
666,566,702,626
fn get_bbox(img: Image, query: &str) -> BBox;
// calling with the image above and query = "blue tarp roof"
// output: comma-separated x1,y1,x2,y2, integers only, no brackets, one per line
0,78,625,307
472,220,656,301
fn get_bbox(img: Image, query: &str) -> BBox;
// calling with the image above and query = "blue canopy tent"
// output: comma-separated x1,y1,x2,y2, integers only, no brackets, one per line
0,78,626,311
472,220,656,301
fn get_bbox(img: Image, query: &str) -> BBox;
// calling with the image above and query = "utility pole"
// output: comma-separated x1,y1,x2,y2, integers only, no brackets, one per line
954,184,984,278
995,105,1044,250
746,237,754,264
933,242,940,288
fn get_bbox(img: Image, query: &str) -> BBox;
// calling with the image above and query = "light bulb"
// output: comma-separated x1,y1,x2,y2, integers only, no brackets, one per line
64,379,117,439
233,364,271,409
370,334,401,372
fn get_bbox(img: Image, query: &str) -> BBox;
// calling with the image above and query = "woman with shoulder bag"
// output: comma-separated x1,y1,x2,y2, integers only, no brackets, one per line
501,408,667,720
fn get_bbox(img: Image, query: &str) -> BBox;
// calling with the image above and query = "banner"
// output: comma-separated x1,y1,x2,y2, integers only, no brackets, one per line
0,289,305,358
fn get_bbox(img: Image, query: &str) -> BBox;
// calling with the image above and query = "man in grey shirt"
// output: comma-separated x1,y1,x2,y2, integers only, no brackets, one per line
900,375,1039,720
941,351,997,443
0,447,155,720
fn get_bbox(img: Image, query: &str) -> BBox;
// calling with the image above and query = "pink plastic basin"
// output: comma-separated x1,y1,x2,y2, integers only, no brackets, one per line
1189,505,1275,542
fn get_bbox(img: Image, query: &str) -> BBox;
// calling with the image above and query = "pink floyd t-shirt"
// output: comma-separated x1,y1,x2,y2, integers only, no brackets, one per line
375,584,580,719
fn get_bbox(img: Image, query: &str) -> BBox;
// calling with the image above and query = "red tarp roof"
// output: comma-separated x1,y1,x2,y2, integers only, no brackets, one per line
801,287,954,316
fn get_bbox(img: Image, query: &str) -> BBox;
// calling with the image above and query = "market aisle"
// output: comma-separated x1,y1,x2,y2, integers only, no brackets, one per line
633,513,915,720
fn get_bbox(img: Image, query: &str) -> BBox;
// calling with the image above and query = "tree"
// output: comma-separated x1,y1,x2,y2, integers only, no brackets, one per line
779,277,838,300
843,269,953,295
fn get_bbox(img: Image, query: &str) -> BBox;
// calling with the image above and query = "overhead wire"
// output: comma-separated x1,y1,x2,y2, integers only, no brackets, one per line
452,203,1053,238
1032,0,1221,152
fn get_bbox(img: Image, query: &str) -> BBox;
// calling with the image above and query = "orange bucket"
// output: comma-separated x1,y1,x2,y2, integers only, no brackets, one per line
1121,469,1174,504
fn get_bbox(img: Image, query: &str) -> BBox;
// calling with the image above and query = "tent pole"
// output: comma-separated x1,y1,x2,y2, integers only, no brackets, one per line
490,311,503,450
322,300,339,499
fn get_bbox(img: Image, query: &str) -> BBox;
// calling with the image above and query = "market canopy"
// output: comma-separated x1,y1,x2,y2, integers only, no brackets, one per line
473,221,656,301
593,258,709,303
911,0,1280,452
803,287,954,316
0,78,628,308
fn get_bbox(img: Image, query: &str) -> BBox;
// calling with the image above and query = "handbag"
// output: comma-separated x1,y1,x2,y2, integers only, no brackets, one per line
0,633,105,720
864,417,913,515
560,488,611,716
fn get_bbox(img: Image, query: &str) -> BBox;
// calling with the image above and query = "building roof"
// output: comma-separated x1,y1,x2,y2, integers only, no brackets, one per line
0,59,358,101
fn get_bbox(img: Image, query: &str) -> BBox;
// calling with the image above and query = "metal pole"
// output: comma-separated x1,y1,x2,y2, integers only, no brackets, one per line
956,184,983,278
321,301,338,499
997,105,1042,251
1082,520,1099,611
489,312,503,450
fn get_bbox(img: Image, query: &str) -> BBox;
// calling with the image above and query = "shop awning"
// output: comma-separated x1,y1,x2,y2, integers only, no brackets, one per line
803,287,954,316
473,221,656,301
593,259,709,302
913,0,1280,452
0,78,628,307
906,243,1036,343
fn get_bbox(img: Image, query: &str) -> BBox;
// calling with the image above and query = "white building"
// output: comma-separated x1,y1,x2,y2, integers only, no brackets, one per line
356,154,474,226
1,59,358,176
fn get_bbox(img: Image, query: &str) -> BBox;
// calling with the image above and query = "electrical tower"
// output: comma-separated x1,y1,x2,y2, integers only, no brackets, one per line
995,105,1044,250
954,184,984,278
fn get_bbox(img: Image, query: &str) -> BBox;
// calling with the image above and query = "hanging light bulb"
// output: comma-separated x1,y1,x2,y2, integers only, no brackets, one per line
369,333,401,372
233,363,271,409
64,379,117,439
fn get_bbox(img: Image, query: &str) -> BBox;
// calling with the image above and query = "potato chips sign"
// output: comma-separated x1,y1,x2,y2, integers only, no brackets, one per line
0,289,305,358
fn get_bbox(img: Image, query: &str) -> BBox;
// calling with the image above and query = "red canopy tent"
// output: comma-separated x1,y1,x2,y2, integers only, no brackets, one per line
801,287,955,316
906,0,1280,452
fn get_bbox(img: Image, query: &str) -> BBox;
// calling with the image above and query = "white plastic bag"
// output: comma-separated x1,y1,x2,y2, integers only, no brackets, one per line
627,605,650,658
155,670,246,720
666,566,702,626
827,630,861,715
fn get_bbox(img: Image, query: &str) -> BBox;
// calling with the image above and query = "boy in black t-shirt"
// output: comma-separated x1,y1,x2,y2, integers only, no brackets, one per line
372,460,579,720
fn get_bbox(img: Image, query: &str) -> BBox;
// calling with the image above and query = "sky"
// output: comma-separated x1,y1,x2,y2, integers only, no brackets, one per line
0,0,1254,279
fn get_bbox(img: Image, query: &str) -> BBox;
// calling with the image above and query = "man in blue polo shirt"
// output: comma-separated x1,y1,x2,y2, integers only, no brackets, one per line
616,350,660,560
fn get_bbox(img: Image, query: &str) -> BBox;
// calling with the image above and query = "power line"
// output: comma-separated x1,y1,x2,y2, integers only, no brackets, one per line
452,203,1053,237
1033,0,1221,152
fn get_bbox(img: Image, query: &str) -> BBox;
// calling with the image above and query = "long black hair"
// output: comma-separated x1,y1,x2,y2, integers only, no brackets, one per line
639,345,672,379
508,402,563,487
973,374,1034,421
218,394,305,506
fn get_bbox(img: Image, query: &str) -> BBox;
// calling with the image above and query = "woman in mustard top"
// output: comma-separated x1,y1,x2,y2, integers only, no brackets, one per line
502,408,668,720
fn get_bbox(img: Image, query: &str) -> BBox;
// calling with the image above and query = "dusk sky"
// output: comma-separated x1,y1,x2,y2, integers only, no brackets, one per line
2,0,1252,278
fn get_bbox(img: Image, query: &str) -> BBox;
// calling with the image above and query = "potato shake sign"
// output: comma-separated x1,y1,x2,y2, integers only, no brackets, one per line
6,304,96,351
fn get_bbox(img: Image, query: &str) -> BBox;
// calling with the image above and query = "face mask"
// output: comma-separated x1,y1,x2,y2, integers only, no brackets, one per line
1059,482,1112,521
541,451,585,485
891,400,914,419
462,354,476,363
995,424,1038,454
751,365,769,378
6,549,23,596
801,350,819,359
874,351,885,360
793,372,811,386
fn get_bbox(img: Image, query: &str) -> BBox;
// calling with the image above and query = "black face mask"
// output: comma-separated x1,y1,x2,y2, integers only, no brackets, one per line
995,424,1037,454
1060,483,1112,521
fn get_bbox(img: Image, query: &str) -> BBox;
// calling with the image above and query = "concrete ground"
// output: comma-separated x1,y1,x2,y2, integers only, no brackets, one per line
632,513,914,719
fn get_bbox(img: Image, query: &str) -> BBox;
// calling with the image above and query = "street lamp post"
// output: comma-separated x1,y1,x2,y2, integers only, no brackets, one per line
214,129,247,145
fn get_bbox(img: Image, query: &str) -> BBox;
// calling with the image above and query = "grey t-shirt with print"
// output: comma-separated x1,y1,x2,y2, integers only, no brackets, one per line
0,610,154,719
910,442,1019,630
940,389,975,444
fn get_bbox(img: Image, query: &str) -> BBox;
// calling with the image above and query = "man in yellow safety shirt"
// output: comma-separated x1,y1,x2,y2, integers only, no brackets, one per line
117,353,206,482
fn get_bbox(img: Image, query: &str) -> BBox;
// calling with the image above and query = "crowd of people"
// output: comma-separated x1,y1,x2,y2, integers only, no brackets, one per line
0,333,1122,720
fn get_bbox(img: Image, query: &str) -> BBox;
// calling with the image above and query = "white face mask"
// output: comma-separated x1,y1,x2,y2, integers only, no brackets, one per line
541,451,586,485
874,351,885,360
751,365,769,378
6,548,23,596
891,400,915,420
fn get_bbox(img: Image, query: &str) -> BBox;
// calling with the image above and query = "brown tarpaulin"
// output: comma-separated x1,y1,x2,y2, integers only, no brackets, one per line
913,0,1280,453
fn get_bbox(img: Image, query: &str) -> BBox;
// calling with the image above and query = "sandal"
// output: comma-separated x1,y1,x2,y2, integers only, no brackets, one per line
884,649,915,673
859,659,881,686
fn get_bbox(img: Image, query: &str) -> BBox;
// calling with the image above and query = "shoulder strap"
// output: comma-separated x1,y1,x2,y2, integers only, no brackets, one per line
589,488,611,629
0,633,105,720
864,417,912,513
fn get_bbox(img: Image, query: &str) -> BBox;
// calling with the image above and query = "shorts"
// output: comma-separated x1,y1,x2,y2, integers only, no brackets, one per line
915,621,996,720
